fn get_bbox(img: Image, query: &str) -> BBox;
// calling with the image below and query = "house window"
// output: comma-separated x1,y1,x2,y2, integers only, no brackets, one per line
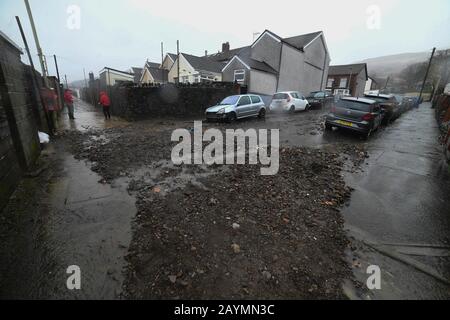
234,69,245,83
339,78,348,88
181,76,189,83
327,78,334,88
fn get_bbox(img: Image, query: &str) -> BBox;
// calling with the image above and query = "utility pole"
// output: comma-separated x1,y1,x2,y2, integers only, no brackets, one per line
161,42,164,67
177,40,180,84
64,75,68,88
15,15,50,131
53,55,61,83
24,0,48,86
383,76,390,91
83,68,89,103
419,47,436,102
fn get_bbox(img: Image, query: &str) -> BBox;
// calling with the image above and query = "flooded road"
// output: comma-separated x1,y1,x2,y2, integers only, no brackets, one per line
1,99,448,299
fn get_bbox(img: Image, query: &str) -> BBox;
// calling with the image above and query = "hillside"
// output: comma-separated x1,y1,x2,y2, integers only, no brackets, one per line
358,51,432,78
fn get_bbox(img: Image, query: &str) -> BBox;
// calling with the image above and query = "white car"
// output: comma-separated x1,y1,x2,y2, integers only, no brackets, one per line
269,91,310,112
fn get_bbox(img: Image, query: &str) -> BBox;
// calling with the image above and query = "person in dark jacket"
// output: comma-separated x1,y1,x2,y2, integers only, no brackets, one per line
99,91,111,119
64,89,75,119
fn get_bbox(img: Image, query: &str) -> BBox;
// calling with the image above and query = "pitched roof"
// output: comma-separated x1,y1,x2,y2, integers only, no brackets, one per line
283,31,322,51
146,61,161,69
182,53,225,73
167,53,177,62
328,63,368,78
233,47,278,74
147,67,168,82
131,67,143,83
209,46,249,62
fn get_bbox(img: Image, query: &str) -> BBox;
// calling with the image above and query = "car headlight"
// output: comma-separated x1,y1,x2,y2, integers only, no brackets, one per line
217,108,225,114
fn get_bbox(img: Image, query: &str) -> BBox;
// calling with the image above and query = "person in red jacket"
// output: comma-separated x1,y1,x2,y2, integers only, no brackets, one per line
99,91,111,119
64,89,75,119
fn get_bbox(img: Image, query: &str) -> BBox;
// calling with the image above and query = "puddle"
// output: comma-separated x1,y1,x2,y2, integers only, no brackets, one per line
46,154,136,299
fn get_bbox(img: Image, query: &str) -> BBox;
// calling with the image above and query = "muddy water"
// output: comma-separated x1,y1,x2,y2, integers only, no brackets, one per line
45,153,136,299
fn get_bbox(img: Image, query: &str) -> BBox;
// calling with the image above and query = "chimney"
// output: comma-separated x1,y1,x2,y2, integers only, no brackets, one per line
205,50,208,57
222,42,230,53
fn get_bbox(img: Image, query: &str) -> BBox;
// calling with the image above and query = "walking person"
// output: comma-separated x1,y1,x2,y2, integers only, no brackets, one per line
99,91,111,120
64,89,75,119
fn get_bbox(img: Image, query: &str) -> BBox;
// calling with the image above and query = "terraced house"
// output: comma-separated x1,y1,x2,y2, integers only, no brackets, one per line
211,30,330,97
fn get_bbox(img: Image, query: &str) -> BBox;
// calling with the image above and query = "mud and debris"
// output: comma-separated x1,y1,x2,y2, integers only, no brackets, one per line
60,120,367,299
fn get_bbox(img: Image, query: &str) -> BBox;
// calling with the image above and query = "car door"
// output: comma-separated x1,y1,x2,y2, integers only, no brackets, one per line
298,93,307,110
290,92,300,110
236,95,251,118
372,104,383,129
250,95,262,115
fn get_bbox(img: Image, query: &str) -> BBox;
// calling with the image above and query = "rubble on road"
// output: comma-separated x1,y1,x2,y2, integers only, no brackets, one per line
62,123,365,299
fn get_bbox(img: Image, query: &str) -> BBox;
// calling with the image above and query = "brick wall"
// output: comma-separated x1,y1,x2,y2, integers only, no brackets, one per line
0,33,41,209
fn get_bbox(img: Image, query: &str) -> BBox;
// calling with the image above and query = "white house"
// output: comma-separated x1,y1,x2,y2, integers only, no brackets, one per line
99,67,134,87
168,53,224,83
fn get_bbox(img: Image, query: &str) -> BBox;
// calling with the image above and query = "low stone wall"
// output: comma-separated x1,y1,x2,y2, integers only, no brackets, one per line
88,83,243,119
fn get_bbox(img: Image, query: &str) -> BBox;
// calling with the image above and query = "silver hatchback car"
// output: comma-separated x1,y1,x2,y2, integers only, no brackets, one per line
205,94,266,122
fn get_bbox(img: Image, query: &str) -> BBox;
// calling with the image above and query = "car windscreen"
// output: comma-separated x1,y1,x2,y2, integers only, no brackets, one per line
273,93,288,100
219,95,240,105
337,100,371,112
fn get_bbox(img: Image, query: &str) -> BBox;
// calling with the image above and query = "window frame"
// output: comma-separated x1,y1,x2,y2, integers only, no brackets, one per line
234,69,246,83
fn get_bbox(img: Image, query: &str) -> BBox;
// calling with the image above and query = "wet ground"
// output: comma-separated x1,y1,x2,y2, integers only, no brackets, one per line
0,99,448,299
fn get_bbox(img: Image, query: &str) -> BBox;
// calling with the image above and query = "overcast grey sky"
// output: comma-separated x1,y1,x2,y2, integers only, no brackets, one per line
1,0,449,82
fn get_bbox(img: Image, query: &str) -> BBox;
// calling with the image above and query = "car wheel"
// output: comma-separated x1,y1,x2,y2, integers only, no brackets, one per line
227,112,237,123
325,123,333,131
289,106,295,113
258,108,266,119
305,104,310,111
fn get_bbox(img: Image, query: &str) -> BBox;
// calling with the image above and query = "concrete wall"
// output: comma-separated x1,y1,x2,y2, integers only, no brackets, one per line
251,33,281,72
249,70,277,96
303,34,330,93
355,69,367,97
0,33,41,209
277,44,304,93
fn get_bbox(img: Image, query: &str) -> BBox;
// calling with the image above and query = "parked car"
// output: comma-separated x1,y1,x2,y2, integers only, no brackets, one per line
269,91,310,113
205,94,266,122
325,97,384,138
364,93,400,124
306,91,333,108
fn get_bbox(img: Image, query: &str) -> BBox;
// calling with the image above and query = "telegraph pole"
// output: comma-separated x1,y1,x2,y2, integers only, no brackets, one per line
24,0,48,86
161,42,164,67
177,40,180,84
53,55,61,83
64,75,68,88
15,15,50,131
419,47,436,102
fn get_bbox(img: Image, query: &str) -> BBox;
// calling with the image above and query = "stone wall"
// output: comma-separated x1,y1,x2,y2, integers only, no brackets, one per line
0,33,42,209
88,82,242,119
